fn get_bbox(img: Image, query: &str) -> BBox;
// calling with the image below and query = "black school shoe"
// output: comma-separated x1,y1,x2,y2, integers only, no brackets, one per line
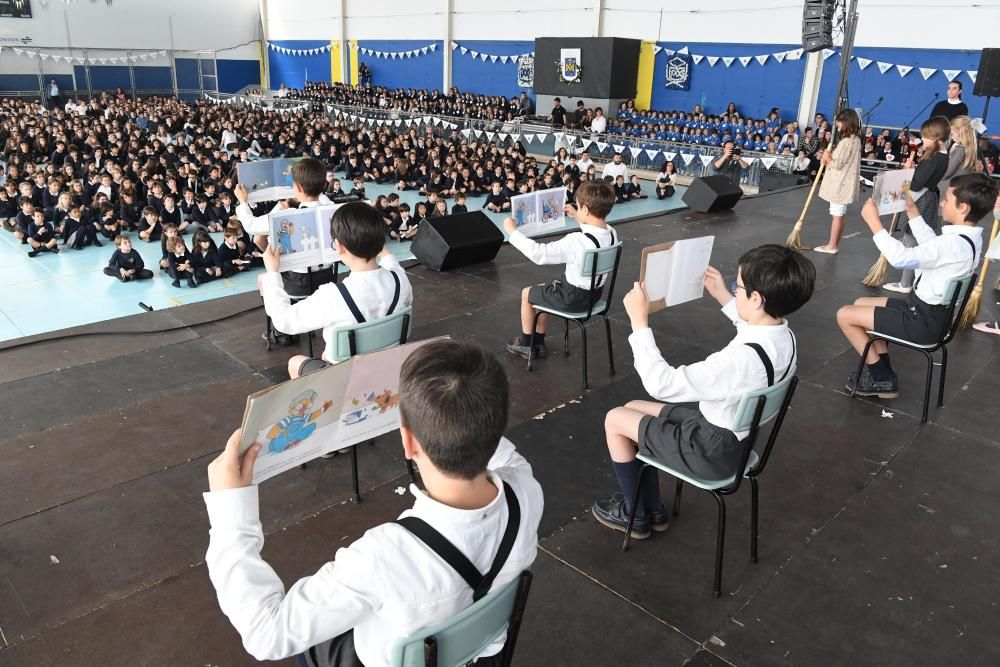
609,492,669,532
504,337,548,360
592,495,651,540
262,330,298,347
846,366,899,399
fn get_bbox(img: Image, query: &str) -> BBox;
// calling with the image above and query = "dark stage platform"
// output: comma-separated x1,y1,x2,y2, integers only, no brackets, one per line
1,187,998,666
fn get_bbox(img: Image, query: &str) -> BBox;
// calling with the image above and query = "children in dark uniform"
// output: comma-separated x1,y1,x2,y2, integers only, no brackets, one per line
62,203,102,249
451,193,468,214
167,236,198,288
484,181,510,212
219,228,254,276
27,210,59,257
138,206,161,243
104,233,153,281
192,231,223,283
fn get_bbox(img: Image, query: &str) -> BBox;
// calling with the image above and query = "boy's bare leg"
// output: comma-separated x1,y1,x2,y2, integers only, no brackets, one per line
519,288,549,335
836,298,885,363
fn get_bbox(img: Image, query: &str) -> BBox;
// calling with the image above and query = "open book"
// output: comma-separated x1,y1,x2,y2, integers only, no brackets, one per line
237,158,303,204
239,337,446,484
639,236,715,313
872,168,925,215
268,205,342,271
510,187,568,235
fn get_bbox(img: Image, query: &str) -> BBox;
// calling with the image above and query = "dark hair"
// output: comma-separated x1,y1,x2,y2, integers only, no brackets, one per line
398,202,411,212
573,180,616,219
948,172,999,222
738,244,816,318
330,202,386,260
291,158,327,197
834,108,860,138
398,340,509,480
951,79,963,91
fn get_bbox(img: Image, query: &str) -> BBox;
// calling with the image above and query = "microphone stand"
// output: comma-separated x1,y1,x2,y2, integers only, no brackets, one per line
905,93,940,129
860,97,885,146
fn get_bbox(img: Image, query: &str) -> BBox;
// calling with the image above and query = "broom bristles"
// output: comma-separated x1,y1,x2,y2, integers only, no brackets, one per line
862,255,889,287
786,222,808,250
958,284,983,329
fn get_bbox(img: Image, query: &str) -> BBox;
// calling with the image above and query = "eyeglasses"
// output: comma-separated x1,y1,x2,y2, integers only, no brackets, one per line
730,280,745,294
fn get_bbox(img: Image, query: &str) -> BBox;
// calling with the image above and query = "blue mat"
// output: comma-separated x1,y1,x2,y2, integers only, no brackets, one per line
0,178,686,341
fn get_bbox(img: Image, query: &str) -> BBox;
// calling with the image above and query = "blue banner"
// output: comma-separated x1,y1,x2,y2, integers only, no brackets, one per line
664,53,691,91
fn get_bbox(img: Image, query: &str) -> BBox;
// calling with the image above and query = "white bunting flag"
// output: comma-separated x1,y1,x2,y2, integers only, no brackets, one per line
652,46,662,54
479,53,488,62
473,129,484,138
394,119,402,127
645,149,659,160
692,54,704,65
787,49,804,60
822,48,837,60
681,153,695,165
581,138,593,150
535,133,548,143
421,47,429,55
432,117,441,126
460,46,468,55
524,134,534,144
429,43,436,51
461,129,471,138
499,133,509,143
877,61,892,74
612,144,625,153
699,155,714,166
486,132,495,142
896,64,912,77
761,156,778,170
967,70,978,84
743,156,756,166
707,56,720,67
755,54,769,66
500,55,508,64
919,67,936,80
98,57,107,64
722,57,735,68
39,52,49,60
469,50,478,59
738,56,751,67
628,146,642,158
490,55,498,63
403,119,412,126
664,151,677,162
664,49,675,55
554,132,565,143
678,46,689,55
451,42,458,50
942,69,961,82
773,51,787,63
856,57,872,70
596,141,608,152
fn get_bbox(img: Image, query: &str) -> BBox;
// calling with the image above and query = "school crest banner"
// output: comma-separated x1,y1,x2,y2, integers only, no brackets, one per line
665,53,691,90
560,48,581,82
517,54,535,88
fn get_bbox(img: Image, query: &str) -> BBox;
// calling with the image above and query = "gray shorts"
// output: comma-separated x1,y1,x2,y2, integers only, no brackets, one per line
637,404,742,482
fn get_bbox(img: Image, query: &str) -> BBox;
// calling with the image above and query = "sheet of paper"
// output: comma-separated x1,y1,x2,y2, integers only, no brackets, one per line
872,168,916,215
639,241,676,311
639,236,714,311
510,187,568,235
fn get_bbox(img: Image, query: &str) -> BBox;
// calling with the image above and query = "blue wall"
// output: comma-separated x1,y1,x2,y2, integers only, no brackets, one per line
452,40,534,99
0,73,73,93
267,40,331,89
175,58,200,89
218,59,260,93
88,65,131,92
817,47,984,129
650,42,806,121
359,40,442,91
133,66,172,90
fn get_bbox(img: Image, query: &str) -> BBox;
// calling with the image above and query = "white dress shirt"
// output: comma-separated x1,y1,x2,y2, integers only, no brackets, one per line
576,157,595,172
602,161,629,181
873,215,982,306
629,299,797,438
204,438,543,667
260,254,412,363
590,115,607,134
508,223,617,290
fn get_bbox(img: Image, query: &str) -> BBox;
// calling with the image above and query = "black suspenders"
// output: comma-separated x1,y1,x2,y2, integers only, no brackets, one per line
913,234,977,291
744,332,795,387
335,270,402,324
582,228,617,288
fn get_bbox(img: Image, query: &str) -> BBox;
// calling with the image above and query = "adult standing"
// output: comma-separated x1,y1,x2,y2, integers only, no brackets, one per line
929,80,969,122
518,91,534,117
549,97,567,127
590,107,607,134
47,80,60,110
710,140,748,184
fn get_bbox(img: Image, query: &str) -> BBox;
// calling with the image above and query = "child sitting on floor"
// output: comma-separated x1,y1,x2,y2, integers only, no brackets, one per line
593,244,815,539
192,230,223,283
166,236,197,288
104,233,153,281
203,339,542,666
501,180,618,360
26,210,59,257
836,173,998,398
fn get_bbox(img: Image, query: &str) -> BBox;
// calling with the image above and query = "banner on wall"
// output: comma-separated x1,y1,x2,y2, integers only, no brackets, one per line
560,48,581,83
517,54,534,88
664,53,691,90
0,0,31,18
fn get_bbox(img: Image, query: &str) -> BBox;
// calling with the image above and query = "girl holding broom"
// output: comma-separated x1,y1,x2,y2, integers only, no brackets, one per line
814,109,862,254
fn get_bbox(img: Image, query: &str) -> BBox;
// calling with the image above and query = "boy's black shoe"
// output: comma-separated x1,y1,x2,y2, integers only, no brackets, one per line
171,279,181,288
846,366,899,399
93,239,103,247
20,237,27,244
505,338,547,360
27,249,39,257
610,492,669,532
187,276,198,288
50,247,59,254
591,495,650,539
262,330,296,347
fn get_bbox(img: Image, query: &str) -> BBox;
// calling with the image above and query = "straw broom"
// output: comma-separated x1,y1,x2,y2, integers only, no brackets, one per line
861,212,900,287
958,214,1000,328
785,161,825,250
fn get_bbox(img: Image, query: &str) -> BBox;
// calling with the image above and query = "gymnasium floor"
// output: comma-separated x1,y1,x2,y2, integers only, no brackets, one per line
0,177,681,341
1,186,998,665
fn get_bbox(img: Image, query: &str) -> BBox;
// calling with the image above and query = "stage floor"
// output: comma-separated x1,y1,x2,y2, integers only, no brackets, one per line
1,186,998,666
0,177,682,341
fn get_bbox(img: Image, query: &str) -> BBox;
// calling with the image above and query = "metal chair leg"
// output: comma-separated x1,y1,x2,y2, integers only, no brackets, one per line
673,479,684,516
849,338,876,399
937,346,948,408
921,350,933,423
712,492,727,598
603,314,615,376
307,330,314,358
578,321,589,390
264,315,272,351
750,477,759,563
527,310,543,372
350,445,362,503
621,464,648,553
563,319,570,355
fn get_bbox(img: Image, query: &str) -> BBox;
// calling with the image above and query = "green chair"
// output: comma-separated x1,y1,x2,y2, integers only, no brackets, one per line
527,242,623,390
389,571,533,667
622,374,799,598
850,273,974,423
328,307,414,502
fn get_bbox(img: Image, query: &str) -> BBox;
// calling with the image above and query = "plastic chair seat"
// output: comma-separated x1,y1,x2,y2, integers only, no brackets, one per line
864,330,938,350
637,451,759,491
532,300,608,320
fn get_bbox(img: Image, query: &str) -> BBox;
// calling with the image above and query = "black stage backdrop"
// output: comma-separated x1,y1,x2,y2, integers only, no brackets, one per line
533,37,640,99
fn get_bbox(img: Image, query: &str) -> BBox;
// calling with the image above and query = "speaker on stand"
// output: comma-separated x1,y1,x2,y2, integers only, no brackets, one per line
973,48,1000,125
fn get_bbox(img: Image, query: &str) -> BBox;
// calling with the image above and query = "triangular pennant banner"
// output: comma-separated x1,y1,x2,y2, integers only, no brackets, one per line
490,55,498,63
707,56,720,67
429,43,436,51
554,132,565,142
581,138,594,150
39,53,49,60
479,53,488,61
896,64,912,77
678,47,689,55
394,119,402,127
743,156,757,166
644,149,659,160
942,69,961,82
596,141,608,152
460,46,468,55
500,55,508,64
967,70,978,83
787,49,804,60
699,155,714,166
469,50,478,58
535,133,548,143
421,47,429,55
919,67,936,80
524,134,534,144
499,133,509,142
738,56,751,67
461,128,471,138
722,57,735,67
761,156,778,170
822,48,837,60
773,51,786,63
474,129,485,138
664,151,677,162
755,54,768,66
652,46,662,54
628,146,642,158
856,57,872,70
681,153,695,165
486,132,495,142
612,144,625,153
877,61,892,74
451,42,458,50
692,54,704,65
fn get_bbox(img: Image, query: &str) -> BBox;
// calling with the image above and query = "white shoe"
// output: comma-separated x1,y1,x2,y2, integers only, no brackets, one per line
813,245,839,255
882,282,912,294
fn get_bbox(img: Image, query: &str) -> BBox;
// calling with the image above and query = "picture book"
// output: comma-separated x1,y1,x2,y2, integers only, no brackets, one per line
237,158,303,204
268,205,342,271
639,236,715,313
510,187,568,235
873,168,925,215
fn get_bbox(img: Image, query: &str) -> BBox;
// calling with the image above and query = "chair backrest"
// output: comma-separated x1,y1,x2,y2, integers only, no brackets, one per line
729,374,799,486
328,307,413,362
579,242,623,319
938,273,975,346
389,571,533,667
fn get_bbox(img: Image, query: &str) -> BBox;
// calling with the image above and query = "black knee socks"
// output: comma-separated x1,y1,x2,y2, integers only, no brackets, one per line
519,332,545,347
868,355,893,381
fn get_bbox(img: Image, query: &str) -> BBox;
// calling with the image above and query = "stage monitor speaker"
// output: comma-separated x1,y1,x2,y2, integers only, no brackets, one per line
682,176,744,213
759,172,802,192
409,211,504,271
973,48,1000,97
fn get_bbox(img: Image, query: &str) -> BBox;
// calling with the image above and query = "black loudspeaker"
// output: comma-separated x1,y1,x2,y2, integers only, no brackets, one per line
802,0,834,52
973,48,1000,98
759,172,802,192
409,211,504,271
683,176,744,213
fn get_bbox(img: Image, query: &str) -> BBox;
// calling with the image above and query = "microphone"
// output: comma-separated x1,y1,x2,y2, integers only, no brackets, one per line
934,92,940,98
877,96,884,103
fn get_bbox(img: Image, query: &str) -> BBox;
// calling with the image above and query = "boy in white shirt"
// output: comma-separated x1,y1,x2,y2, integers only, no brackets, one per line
593,245,815,539
203,340,543,667
259,201,413,379
502,181,618,360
